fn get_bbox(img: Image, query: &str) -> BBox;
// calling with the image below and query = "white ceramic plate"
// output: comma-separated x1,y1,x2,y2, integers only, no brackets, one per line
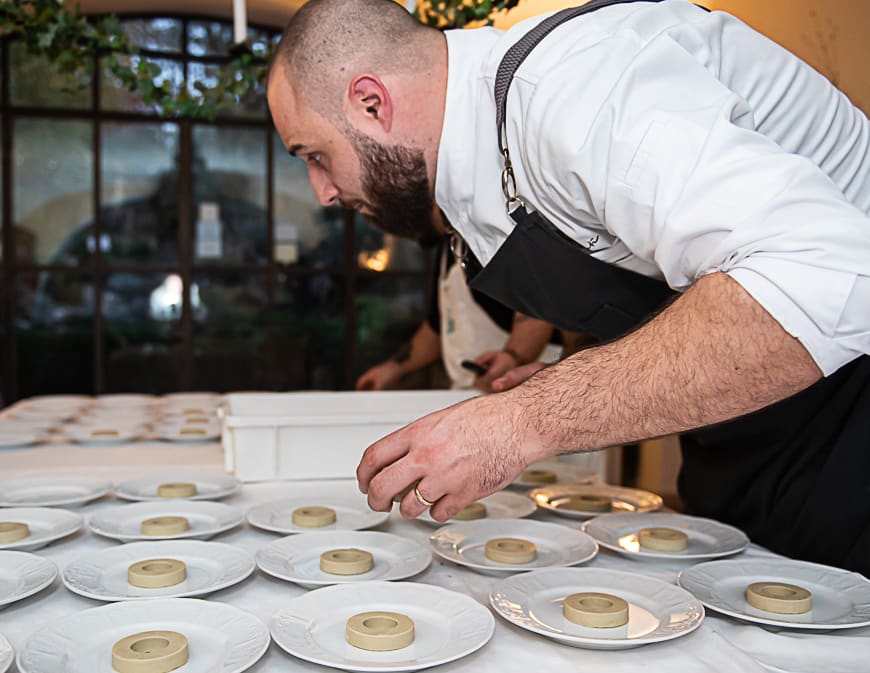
89,501,243,542
0,431,44,449
152,426,221,442
16,597,270,673
491,567,704,650
0,477,112,508
417,491,535,526
530,484,662,520
63,540,255,601
0,632,12,673
0,508,83,552
0,551,58,608
270,580,494,672
247,496,390,534
64,424,147,444
677,558,870,629
92,394,159,407
257,531,432,589
115,474,241,502
511,460,599,488
583,512,749,560
429,519,598,574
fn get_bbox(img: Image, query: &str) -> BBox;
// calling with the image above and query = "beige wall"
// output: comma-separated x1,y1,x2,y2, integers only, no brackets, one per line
492,0,869,114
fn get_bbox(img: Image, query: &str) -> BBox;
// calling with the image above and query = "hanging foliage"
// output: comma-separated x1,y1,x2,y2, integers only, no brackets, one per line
0,0,519,119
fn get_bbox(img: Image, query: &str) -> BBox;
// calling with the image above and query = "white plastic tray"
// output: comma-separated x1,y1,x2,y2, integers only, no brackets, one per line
221,390,477,481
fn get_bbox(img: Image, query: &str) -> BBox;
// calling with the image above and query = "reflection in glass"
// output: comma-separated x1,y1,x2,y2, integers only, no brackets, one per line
273,133,345,268
16,272,95,396
192,273,269,391
100,123,181,264
187,62,266,118
101,56,184,113
13,118,93,264
355,275,425,379
103,273,184,393
9,42,91,109
355,213,427,271
275,272,345,389
192,126,268,265
122,18,183,53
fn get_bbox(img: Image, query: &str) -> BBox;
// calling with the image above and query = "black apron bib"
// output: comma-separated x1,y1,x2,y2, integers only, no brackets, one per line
470,0,870,574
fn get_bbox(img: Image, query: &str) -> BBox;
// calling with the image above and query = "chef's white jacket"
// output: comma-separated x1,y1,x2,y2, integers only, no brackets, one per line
434,0,870,376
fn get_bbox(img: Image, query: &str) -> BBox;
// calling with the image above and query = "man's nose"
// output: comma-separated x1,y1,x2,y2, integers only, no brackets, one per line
309,168,339,207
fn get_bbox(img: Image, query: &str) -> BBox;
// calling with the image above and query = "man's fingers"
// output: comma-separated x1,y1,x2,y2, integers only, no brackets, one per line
475,351,498,367
399,478,443,519
428,493,467,522
356,426,411,494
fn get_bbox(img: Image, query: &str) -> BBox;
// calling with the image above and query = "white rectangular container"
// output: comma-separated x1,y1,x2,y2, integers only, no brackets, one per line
221,390,477,481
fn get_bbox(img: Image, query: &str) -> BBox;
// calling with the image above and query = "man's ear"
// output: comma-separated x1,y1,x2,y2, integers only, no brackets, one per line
347,74,393,132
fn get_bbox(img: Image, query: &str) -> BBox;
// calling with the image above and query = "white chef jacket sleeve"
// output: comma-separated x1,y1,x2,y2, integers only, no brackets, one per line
527,33,870,376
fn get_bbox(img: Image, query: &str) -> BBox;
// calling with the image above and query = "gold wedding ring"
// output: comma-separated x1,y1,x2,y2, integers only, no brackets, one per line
413,484,436,508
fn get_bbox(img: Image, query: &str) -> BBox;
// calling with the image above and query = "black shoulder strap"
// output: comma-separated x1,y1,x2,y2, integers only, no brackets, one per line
495,0,664,156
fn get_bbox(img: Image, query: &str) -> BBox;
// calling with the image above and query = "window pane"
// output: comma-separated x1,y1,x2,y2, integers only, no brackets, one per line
275,272,346,389
187,21,272,56
13,118,93,265
192,273,269,391
103,272,183,393
101,122,181,265
273,133,345,268
101,56,184,114
192,126,268,266
187,62,266,119
355,275,426,379
16,272,95,397
122,18,183,53
9,42,91,109
355,214,428,271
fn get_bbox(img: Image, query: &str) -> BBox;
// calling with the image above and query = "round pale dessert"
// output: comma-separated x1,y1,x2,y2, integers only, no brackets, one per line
452,502,487,521
128,558,187,589
112,630,189,673
182,408,205,415
346,612,415,651
557,494,612,513
521,469,558,484
157,482,197,498
140,516,190,537
637,527,688,552
91,429,119,437
183,417,209,424
485,537,537,564
0,521,30,544
291,506,336,528
320,548,374,575
564,592,630,628
746,581,813,614
179,428,206,437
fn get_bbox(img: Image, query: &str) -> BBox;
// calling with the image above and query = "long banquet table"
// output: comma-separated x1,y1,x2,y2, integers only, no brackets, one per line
0,439,867,673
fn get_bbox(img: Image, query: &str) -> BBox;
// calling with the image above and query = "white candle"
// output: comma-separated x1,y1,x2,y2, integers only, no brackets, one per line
233,0,247,44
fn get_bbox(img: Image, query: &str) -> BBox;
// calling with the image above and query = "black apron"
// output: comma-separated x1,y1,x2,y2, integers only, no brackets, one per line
469,0,870,575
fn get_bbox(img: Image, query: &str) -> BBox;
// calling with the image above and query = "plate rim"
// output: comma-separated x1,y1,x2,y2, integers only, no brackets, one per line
0,508,83,551
255,530,432,586
269,580,495,672
489,566,705,648
582,512,749,560
0,551,58,608
0,477,113,508
61,539,255,602
428,518,599,572
246,497,391,534
676,557,870,630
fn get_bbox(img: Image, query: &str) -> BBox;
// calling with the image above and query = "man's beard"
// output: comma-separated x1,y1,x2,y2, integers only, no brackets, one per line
344,129,441,247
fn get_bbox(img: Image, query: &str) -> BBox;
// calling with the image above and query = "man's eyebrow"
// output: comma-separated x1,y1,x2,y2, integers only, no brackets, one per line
287,143,304,157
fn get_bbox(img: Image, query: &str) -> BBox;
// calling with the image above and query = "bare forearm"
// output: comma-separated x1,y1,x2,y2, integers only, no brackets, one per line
504,313,554,363
393,322,442,375
512,273,822,458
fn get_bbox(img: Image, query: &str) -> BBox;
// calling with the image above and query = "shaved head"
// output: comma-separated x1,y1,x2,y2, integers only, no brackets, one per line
272,0,439,119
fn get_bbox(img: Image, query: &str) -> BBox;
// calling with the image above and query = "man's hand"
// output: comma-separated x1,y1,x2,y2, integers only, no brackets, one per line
355,361,403,390
356,392,545,521
491,361,546,392
472,350,518,392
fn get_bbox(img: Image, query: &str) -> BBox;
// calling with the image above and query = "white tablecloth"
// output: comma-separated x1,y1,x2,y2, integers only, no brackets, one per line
0,441,867,673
